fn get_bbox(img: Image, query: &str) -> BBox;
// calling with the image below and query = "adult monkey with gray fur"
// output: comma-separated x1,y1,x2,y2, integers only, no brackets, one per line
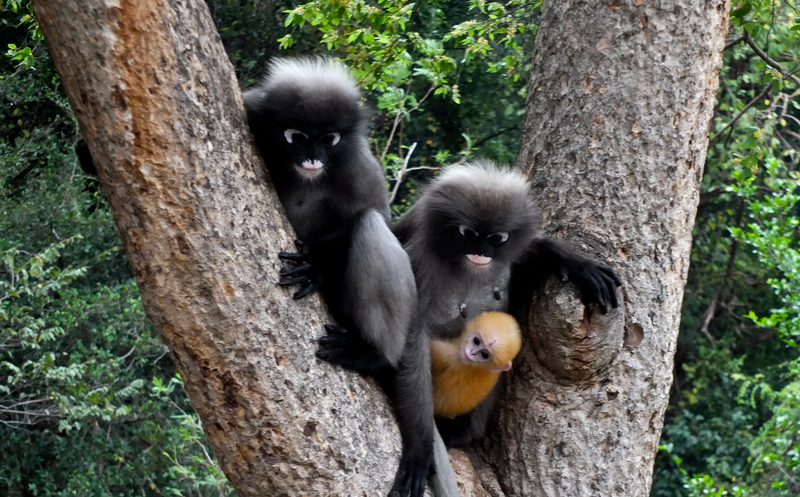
242,58,457,497
392,162,621,446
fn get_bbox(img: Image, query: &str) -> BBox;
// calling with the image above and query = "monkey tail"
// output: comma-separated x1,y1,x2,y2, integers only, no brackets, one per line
429,428,460,497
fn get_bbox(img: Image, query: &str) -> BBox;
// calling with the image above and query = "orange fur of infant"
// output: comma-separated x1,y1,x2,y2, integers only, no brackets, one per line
430,312,522,418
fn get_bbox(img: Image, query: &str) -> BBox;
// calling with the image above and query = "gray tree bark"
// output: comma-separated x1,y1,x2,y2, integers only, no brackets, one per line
32,0,730,495
32,1,405,495
490,0,731,496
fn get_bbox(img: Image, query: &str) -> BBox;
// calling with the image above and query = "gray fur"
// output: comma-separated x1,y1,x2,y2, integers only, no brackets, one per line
344,210,416,366
430,430,460,497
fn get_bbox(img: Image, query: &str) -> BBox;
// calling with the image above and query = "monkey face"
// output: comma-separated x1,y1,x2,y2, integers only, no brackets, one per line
462,332,494,363
421,169,539,272
281,128,343,180
425,213,520,272
456,225,509,270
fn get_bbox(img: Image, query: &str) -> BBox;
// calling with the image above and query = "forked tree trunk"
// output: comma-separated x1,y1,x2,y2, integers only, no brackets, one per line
33,0,729,495
491,1,730,495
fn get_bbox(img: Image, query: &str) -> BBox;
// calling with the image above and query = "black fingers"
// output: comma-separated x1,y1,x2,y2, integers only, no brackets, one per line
278,251,307,262
278,239,311,262
279,275,310,287
573,262,621,314
280,262,312,277
277,273,320,299
292,281,318,300
294,239,309,253
601,265,623,287
315,326,350,364
323,323,347,335
389,452,433,497
316,325,392,376
278,239,319,299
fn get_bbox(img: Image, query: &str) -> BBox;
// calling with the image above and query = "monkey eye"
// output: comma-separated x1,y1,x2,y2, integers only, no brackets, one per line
284,129,308,144
487,232,509,245
472,336,481,346
480,351,491,360
319,132,341,147
459,225,479,240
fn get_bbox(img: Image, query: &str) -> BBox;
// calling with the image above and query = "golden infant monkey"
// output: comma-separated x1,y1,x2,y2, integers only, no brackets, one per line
430,312,522,418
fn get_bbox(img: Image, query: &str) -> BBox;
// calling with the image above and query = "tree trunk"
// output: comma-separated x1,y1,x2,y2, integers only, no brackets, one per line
32,1,403,495
491,0,730,495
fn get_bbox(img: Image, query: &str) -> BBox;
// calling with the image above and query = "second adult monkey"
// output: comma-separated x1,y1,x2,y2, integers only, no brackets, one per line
392,161,621,447
243,58,457,497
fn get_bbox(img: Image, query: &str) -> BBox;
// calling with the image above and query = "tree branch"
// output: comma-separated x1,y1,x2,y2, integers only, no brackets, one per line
743,30,800,87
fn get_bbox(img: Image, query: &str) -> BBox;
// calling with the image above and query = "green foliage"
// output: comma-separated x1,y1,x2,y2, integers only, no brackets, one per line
1,0,41,69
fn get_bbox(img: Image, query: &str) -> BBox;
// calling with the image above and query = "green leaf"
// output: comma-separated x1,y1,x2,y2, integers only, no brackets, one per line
732,2,752,18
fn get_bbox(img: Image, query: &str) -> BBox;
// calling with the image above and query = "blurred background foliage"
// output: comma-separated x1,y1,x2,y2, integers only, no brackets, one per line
0,0,798,495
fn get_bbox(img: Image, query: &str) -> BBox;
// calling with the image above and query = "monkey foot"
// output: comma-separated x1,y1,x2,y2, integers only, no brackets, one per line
278,240,320,299
316,325,389,375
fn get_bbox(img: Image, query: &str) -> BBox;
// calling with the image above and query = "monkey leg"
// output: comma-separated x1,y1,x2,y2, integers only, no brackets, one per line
337,209,417,368
316,324,394,376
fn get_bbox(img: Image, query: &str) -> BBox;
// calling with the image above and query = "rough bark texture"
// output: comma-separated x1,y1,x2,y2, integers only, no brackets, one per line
32,1,407,495
491,0,730,495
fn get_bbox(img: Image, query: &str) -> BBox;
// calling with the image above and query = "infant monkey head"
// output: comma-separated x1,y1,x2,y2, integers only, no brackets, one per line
460,312,522,372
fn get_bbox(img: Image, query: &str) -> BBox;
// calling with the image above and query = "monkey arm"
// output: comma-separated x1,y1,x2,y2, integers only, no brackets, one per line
278,220,352,300
516,238,621,314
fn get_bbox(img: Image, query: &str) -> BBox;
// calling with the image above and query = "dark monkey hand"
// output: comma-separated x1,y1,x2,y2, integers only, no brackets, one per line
278,239,321,299
389,449,435,497
558,258,622,314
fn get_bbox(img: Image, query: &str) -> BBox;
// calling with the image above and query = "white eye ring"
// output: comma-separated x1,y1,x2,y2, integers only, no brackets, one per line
459,225,478,238
322,132,341,146
284,129,307,144
489,232,509,243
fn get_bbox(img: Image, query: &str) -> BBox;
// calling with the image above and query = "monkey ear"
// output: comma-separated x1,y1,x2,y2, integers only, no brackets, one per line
491,361,513,373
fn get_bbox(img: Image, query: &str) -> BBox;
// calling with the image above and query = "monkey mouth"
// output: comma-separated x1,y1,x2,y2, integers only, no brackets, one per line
467,254,492,267
295,160,324,179
462,348,475,363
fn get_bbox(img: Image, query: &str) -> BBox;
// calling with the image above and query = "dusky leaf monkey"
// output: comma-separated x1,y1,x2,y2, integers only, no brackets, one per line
243,57,457,497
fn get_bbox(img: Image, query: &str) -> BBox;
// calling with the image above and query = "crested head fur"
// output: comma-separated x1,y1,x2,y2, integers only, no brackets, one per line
263,57,360,103
244,57,365,133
